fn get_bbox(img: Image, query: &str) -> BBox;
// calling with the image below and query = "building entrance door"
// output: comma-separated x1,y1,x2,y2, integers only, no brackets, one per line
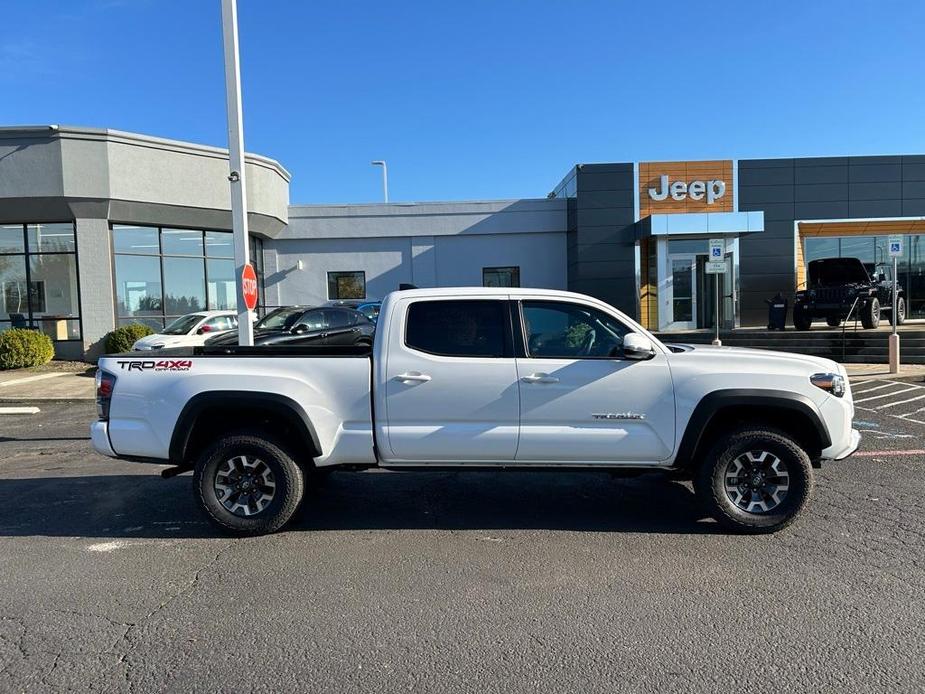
666,254,697,330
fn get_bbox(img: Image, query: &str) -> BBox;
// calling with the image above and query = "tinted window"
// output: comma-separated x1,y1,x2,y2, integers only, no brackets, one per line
295,309,327,331
406,300,506,357
324,308,354,328
522,301,630,359
204,315,236,331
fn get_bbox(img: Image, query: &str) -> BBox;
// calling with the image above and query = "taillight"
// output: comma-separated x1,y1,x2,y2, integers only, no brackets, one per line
96,370,116,420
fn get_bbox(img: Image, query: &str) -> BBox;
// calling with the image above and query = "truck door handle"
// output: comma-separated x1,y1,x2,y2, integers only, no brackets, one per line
521,373,559,384
395,372,432,383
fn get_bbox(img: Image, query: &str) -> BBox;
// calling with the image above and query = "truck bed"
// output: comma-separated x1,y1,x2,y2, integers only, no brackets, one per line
97,347,375,467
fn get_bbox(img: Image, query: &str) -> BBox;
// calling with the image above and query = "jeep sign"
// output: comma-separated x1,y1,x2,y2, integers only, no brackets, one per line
648,175,726,204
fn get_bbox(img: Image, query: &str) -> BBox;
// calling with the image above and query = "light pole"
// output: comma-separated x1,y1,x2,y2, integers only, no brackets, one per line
221,0,253,346
371,160,389,203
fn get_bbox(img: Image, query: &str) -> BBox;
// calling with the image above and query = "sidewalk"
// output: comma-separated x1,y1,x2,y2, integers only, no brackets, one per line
845,364,925,382
0,365,96,401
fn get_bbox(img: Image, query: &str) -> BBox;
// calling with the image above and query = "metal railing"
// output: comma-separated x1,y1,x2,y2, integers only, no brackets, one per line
841,296,861,362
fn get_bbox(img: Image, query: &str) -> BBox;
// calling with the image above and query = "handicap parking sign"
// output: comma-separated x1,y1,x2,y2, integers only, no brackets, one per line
709,238,723,259
888,236,903,257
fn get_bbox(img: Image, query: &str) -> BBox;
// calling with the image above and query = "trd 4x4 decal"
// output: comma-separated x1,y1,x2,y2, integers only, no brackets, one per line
116,360,192,372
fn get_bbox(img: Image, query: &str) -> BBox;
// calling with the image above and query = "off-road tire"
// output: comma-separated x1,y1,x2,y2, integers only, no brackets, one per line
826,316,842,327
861,298,881,329
193,431,305,536
793,310,813,331
893,296,906,326
694,428,813,534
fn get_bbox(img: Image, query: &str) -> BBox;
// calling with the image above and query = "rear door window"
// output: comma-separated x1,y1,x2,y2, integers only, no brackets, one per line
405,300,507,357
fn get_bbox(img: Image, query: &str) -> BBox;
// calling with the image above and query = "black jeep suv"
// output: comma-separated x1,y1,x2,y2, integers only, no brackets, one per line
793,257,905,330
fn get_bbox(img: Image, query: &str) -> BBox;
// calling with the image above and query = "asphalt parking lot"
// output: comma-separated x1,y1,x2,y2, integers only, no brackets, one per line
1,392,924,693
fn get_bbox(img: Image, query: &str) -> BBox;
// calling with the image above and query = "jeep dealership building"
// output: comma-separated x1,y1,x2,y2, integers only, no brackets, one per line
1,125,924,358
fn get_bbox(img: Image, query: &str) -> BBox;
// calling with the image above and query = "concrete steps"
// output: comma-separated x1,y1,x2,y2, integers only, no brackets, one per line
653,328,925,364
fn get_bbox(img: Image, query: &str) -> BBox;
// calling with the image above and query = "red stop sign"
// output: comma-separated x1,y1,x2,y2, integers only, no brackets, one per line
241,264,258,311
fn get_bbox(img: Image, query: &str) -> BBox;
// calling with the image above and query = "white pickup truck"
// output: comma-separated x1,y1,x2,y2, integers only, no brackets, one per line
91,287,859,536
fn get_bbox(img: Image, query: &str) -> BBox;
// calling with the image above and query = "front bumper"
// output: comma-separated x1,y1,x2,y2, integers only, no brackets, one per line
826,428,861,461
90,421,117,458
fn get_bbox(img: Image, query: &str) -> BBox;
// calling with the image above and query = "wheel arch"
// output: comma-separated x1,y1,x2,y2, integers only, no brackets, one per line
674,389,832,473
169,391,322,467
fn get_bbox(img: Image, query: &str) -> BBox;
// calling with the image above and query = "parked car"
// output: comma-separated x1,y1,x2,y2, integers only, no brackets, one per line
131,311,238,351
793,257,904,330
93,287,858,536
326,299,381,323
205,305,375,347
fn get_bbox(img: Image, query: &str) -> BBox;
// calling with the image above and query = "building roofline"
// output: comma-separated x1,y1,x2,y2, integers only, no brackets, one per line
0,124,291,182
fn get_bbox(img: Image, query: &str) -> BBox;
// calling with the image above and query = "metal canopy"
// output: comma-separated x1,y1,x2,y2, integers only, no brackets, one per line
636,210,764,239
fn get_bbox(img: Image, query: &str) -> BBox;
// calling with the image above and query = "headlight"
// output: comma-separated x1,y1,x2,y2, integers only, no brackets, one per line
811,372,846,397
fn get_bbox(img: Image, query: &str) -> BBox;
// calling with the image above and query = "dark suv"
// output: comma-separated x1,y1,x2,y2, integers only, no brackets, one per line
793,257,905,330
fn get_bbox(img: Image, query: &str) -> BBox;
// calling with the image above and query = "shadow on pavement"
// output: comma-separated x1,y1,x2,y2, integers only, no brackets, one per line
0,469,719,539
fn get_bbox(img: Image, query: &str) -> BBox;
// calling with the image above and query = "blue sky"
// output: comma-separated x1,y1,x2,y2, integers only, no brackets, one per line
1,1,923,204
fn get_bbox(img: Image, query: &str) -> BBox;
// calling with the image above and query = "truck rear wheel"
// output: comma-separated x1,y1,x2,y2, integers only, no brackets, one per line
860,298,881,329
893,296,906,326
694,428,813,533
193,431,304,536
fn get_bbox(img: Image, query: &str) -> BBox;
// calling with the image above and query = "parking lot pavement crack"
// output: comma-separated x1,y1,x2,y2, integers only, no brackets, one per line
104,539,236,693
0,616,28,671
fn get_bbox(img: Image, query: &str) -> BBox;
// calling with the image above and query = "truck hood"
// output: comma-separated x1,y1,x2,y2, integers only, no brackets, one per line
664,343,845,377
132,333,188,350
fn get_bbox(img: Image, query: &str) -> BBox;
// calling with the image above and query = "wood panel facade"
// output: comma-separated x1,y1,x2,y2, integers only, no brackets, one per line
638,160,734,217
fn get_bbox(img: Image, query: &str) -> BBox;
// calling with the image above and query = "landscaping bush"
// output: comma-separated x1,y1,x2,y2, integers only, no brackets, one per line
0,329,55,370
105,323,155,353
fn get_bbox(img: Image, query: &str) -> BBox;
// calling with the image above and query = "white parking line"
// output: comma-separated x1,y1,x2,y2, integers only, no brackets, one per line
0,372,67,387
0,406,40,415
855,386,920,403
876,393,925,409
852,383,898,395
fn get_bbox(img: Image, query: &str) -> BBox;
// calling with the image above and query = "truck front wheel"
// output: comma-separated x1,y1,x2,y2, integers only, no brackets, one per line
193,431,305,536
793,309,812,331
694,428,813,533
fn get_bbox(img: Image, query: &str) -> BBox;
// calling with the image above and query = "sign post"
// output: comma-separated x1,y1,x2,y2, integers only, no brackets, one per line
707,239,725,346
888,236,903,373
221,0,254,346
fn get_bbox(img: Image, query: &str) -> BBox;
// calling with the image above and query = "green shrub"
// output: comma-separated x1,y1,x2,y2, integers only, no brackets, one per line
106,323,155,353
0,329,55,370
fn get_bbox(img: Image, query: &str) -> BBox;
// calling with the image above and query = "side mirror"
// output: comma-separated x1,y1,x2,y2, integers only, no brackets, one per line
623,333,655,361
878,273,886,282
292,324,308,334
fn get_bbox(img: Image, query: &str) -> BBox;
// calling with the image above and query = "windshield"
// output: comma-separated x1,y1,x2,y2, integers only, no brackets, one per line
808,259,870,287
255,307,304,331
162,314,206,335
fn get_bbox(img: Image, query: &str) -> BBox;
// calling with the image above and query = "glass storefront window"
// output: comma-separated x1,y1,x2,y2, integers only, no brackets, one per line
112,226,261,326
27,223,76,253
114,255,163,319
207,258,235,310
805,233,925,319
162,256,206,315
113,226,160,254
206,231,234,257
161,228,204,256
0,225,26,254
0,223,81,340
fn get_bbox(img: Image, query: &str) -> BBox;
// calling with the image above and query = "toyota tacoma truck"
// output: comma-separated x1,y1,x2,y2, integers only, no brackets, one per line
91,288,859,536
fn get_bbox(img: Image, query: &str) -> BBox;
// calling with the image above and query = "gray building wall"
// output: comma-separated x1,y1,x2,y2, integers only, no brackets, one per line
554,163,637,316
264,199,567,306
0,126,290,357
737,155,925,325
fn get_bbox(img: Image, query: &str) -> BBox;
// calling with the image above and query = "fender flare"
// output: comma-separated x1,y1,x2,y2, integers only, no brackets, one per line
673,389,832,469
168,391,322,464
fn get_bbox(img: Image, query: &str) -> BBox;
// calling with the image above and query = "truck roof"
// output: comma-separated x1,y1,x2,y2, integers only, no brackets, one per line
389,287,602,301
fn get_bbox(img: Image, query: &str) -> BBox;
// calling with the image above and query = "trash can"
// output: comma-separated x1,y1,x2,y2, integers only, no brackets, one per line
766,293,788,330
